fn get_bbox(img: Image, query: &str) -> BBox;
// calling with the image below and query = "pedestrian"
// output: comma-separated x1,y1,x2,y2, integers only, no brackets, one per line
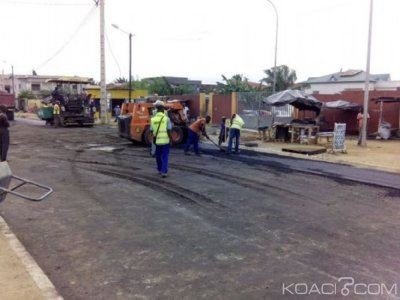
150,100,173,178
0,105,10,162
53,101,61,128
183,103,190,121
227,113,245,154
114,105,121,122
357,107,370,145
184,115,211,156
218,116,227,147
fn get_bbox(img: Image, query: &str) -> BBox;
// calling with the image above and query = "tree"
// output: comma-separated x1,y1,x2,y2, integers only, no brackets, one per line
261,65,297,92
18,89,35,99
216,74,255,94
146,78,172,96
114,77,128,84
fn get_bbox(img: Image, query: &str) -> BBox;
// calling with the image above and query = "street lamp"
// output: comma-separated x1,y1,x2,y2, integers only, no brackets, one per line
112,23,133,102
266,0,278,93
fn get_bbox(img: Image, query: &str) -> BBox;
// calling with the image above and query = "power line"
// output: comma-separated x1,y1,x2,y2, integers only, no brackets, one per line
105,29,122,79
0,0,91,6
34,4,97,71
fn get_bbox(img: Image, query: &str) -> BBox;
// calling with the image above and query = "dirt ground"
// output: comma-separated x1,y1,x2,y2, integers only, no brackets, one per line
1,118,400,299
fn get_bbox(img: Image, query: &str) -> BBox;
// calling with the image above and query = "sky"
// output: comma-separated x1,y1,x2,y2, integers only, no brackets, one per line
0,0,399,85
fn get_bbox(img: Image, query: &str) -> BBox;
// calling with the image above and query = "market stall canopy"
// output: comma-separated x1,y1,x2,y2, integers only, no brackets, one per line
263,89,323,113
323,100,362,111
46,76,92,84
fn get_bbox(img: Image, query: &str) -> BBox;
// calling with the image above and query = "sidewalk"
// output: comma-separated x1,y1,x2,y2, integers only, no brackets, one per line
209,129,400,174
0,216,62,300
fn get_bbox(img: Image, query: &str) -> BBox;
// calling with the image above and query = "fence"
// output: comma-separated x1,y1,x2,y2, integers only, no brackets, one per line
237,92,294,130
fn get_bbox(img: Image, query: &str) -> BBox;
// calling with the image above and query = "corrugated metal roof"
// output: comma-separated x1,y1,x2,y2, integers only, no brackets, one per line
304,70,390,84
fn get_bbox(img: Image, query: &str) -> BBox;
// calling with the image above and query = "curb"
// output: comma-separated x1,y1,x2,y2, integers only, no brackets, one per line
0,216,63,300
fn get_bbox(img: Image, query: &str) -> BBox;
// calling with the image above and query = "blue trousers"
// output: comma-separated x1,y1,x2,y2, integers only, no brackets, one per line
228,128,240,153
155,144,170,174
184,129,199,154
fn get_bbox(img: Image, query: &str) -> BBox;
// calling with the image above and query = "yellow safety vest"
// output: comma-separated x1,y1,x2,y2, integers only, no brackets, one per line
53,104,60,115
230,114,244,130
151,112,170,145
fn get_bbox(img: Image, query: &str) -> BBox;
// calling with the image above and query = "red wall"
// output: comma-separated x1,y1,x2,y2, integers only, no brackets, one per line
312,90,400,134
212,95,232,124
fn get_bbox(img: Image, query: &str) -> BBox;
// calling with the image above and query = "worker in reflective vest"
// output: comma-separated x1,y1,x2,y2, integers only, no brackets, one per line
150,100,172,178
53,101,61,128
227,113,245,154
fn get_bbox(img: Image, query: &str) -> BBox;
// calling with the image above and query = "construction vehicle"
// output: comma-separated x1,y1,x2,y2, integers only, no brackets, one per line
0,91,15,121
118,99,188,145
37,77,94,126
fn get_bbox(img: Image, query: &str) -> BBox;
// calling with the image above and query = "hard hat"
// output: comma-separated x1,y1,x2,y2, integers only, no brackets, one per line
154,100,164,107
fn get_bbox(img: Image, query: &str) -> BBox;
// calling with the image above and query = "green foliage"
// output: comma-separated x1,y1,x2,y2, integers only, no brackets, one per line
38,89,52,98
18,89,35,99
261,65,297,92
146,78,171,96
114,77,128,84
216,74,255,94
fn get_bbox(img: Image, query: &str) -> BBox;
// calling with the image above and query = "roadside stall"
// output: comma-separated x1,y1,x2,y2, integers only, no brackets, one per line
371,97,400,139
263,90,323,144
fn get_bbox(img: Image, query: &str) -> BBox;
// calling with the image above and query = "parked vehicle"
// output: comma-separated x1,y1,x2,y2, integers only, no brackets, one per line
0,91,15,120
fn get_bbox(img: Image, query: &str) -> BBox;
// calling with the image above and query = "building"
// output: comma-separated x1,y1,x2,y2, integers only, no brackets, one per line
303,69,400,94
0,74,62,95
144,76,202,93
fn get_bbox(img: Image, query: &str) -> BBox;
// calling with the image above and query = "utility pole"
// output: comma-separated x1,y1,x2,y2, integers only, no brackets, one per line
266,0,278,93
361,0,373,147
99,0,108,124
112,24,134,102
129,32,132,102
11,66,15,95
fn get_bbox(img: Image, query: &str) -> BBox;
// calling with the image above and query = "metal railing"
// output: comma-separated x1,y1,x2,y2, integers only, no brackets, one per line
237,92,294,130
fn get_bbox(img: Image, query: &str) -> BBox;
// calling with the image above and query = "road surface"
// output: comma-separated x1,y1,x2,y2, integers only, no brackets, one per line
1,119,400,299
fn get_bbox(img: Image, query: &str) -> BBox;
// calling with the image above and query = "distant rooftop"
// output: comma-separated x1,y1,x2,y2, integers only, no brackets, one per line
305,69,390,84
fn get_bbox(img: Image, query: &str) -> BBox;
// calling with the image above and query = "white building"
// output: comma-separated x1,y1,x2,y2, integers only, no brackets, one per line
0,74,61,95
302,69,400,94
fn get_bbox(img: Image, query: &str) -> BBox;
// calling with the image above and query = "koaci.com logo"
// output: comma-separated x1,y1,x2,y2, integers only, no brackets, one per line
282,277,397,296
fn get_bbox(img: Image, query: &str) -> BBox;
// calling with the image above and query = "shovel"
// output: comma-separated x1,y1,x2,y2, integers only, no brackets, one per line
207,137,225,152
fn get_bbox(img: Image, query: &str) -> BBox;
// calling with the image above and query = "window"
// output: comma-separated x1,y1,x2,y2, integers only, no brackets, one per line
31,84,41,91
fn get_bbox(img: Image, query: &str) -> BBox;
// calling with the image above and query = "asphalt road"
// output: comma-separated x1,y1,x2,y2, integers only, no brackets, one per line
1,119,400,300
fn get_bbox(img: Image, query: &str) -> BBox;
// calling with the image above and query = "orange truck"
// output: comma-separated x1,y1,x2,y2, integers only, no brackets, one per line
118,100,188,145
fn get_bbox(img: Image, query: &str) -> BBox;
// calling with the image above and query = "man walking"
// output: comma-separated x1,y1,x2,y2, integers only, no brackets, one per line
227,113,245,154
151,100,172,178
357,107,370,146
53,101,61,128
114,105,121,122
184,115,211,156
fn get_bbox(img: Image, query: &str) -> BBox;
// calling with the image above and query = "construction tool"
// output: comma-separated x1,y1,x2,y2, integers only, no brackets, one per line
207,137,225,152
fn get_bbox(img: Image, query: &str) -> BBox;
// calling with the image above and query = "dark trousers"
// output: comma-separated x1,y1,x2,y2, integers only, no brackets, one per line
228,128,240,153
0,128,9,162
184,129,199,154
54,115,61,128
155,144,170,174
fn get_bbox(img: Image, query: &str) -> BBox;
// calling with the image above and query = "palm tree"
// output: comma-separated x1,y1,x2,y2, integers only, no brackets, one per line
216,74,255,94
261,65,297,92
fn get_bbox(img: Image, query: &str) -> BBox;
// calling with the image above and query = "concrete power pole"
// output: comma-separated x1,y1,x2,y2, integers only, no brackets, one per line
99,0,108,124
361,0,373,147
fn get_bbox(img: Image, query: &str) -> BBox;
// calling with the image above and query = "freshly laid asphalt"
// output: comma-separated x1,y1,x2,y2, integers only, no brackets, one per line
1,119,400,300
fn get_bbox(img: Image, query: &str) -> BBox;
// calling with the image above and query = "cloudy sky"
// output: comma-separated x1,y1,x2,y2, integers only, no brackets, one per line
0,0,399,84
